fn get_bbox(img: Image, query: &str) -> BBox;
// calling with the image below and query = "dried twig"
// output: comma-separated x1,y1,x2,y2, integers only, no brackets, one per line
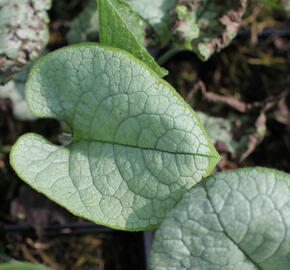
241,4,263,26
196,80,262,112
240,100,276,161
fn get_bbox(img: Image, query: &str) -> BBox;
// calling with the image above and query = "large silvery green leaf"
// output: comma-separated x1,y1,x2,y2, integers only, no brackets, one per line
0,262,51,270
10,44,220,231
97,0,167,77
150,167,290,270
172,0,247,61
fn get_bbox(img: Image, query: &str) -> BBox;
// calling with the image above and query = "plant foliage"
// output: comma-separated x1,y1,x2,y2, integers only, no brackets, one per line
150,168,290,270
10,43,219,230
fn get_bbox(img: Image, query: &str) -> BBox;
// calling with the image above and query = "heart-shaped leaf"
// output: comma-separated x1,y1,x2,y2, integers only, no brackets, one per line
10,43,220,230
150,167,290,269
98,0,167,77
0,262,51,270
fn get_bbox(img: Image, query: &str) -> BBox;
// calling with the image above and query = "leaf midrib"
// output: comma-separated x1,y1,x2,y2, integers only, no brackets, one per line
73,138,218,158
104,0,143,47
203,182,264,270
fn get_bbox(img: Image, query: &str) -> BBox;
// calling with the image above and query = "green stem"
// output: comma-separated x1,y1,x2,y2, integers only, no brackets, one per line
157,47,185,66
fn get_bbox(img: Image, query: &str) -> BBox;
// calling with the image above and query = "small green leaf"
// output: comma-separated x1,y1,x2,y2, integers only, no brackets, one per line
150,167,290,270
0,262,51,270
10,44,220,231
97,0,167,77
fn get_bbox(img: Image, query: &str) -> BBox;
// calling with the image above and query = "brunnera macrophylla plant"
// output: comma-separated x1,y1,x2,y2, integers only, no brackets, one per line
9,0,290,269
10,0,220,231
10,43,220,230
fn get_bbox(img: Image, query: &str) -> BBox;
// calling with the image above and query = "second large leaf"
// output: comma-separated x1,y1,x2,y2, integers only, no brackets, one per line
10,44,220,230
150,167,290,269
